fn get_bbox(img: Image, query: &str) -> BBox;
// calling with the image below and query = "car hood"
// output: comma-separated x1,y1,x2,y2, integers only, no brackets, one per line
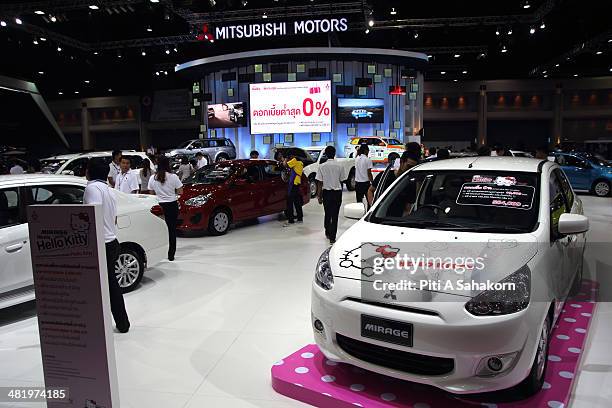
331,220,538,298
179,183,226,200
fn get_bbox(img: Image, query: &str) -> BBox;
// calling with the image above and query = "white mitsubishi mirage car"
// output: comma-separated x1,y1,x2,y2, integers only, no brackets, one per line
311,157,588,397
0,174,168,309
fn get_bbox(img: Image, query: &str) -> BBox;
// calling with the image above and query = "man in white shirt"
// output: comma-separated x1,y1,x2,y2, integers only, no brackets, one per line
316,146,348,244
84,158,130,333
354,144,373,204
114,157,139,194
195,152,207,169
9,161,25,174
107,150,122,187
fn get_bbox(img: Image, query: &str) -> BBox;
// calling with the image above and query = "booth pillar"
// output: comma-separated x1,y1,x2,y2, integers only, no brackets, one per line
477,85,487,146
552,84,563,146
81,102,93,151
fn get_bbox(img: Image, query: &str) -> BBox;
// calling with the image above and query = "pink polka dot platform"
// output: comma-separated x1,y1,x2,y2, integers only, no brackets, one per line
272,280,597,408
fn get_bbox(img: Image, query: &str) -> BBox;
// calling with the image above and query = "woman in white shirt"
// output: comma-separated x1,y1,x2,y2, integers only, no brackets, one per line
148,157,183,261
139,158,153,194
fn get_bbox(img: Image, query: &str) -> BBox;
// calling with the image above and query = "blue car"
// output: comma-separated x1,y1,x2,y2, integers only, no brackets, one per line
553,152,612,197
351,109,374,119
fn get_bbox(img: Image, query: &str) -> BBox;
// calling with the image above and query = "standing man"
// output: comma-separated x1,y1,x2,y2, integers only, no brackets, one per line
354,145,373,203
195,152,207,169
316,146,347,244
249,150,260,160
84,158,130,333
114,156,140,194
283,153,304,226
108,150,122,187
9,160,26,174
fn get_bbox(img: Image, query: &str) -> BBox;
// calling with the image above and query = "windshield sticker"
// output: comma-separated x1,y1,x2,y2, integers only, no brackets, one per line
456,182,535,210
471,175,493,183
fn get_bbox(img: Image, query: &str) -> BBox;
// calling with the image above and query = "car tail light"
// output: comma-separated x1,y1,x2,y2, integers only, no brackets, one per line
150,205,163,217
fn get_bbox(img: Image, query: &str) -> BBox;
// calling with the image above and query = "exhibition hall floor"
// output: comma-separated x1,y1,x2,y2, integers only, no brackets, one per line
0,192,610,408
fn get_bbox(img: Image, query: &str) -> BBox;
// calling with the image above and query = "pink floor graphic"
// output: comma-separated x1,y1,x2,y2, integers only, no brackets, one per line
272,280,597,408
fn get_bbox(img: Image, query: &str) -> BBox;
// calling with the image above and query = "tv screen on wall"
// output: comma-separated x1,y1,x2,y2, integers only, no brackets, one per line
336,98,385,123
207,102,247,128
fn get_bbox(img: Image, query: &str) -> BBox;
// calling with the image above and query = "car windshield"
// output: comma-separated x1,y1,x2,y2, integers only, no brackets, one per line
585,155,611,167
185,163,235,184
306,150,322,161
177,141,192,149
40,159,67,173
383,138,402,145
512,152,533,158
369,170,540,233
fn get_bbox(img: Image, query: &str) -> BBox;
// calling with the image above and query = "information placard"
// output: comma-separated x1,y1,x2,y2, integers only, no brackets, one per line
249,80,331,134
27,205,119,408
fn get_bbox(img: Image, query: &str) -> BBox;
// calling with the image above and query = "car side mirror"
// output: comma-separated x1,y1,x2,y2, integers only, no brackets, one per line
344,202,366,220
558,213,589,235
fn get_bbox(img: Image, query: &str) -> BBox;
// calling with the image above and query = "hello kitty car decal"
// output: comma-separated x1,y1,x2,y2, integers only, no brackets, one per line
339,243,400,277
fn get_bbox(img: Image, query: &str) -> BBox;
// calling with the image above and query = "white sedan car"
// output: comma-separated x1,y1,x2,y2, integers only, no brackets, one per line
312,157,588,396
0,174,168,309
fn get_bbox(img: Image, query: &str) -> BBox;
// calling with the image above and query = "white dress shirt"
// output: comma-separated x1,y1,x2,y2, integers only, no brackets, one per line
83,180,118,243
9,165,25,174
108,161,121,184
355,154,373,183
115,170,140,194
316,159,347,191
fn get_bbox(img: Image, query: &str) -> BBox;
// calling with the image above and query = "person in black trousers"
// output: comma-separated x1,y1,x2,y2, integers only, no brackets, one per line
84,159,130,333
148,157,183,261
315,146,347,244
282,154,304,226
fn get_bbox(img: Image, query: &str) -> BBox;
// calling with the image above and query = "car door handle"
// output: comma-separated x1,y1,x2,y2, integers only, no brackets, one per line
5,242,25,253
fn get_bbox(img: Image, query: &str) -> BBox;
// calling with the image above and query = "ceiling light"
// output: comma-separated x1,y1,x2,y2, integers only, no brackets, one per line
543,70,547,74
573,74,578,77
150,0,160,3
529,27,535,34
93,51,98,55
155,71,160,76
33,39,39,45
368,19,374,27
262,12,267,19
58,91,63,95
146,26,152,32
89,5,99,10
0,21,6,27
507,28,513,35
210,39,215,43
57,45,62,52
462,70,467,74
364,28,369,34
117,51,122,58
413,31,418,39
141,49,146,56
540,22,545,29
609,67,612,72
454,53,460,58
523,1,531,9
501,46,508,53
173,46,178,52
441,71,446,75
50,15,57,22
38,71,44,74
495,28,500,35
40,37,46,41
453,79,458,82
241,0,248,6
35,10,45,15
555,63,559,67
165,48,170,54
74,91,79,94
15,18,22,25
544,74,548,78
478,52,486,59
390,8,396,15
427,54,432,58
108,88,112,92
596,51,603,55
84,80,90,83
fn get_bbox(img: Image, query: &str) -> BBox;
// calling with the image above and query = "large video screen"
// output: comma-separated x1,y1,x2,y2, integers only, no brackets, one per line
207,102,247,128
337,98,385,123
249,80,332,134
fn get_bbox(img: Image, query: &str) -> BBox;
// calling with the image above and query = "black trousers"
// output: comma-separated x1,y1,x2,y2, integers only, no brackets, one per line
160,201,179,259
285,185,304,223
105,239,130,331
322,190,342,240
355,181,370,203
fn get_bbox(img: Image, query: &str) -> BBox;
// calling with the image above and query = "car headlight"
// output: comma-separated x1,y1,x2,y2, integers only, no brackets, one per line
315,247,334,290
184,194,211,207
465,265,530,316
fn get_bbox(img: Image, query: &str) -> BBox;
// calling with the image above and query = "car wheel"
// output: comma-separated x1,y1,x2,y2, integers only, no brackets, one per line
208,208,231,235
516,314,550,397
309,175,318,198
115,248,144,293
216,154,229,162
592,180,610,197
345,168,356,191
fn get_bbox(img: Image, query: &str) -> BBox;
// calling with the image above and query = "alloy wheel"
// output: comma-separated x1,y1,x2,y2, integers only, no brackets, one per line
115,253,140,288
309,179,317,197
536,319,549,380
594,181,610,197
214,212,229,232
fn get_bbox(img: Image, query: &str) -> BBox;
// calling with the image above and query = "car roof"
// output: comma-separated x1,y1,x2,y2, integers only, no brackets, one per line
42,150,143,160
413,156,550,173
0,174,86,185
303,146,325,151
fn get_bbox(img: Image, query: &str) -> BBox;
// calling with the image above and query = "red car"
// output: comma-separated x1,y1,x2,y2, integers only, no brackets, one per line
153,160,310,235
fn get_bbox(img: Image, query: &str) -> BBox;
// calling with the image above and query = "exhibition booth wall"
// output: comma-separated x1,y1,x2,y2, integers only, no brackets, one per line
176,47,428,158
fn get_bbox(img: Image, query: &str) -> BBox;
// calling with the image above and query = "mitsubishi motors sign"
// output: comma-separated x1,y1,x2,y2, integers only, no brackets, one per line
249,80,332,134
211,17,348,41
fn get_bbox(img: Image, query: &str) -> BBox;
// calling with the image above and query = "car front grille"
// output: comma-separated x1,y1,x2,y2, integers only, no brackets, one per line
336,333,454,376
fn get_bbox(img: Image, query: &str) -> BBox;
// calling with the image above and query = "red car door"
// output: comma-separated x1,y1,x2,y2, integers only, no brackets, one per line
228,165,260,221
258,162,286,213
